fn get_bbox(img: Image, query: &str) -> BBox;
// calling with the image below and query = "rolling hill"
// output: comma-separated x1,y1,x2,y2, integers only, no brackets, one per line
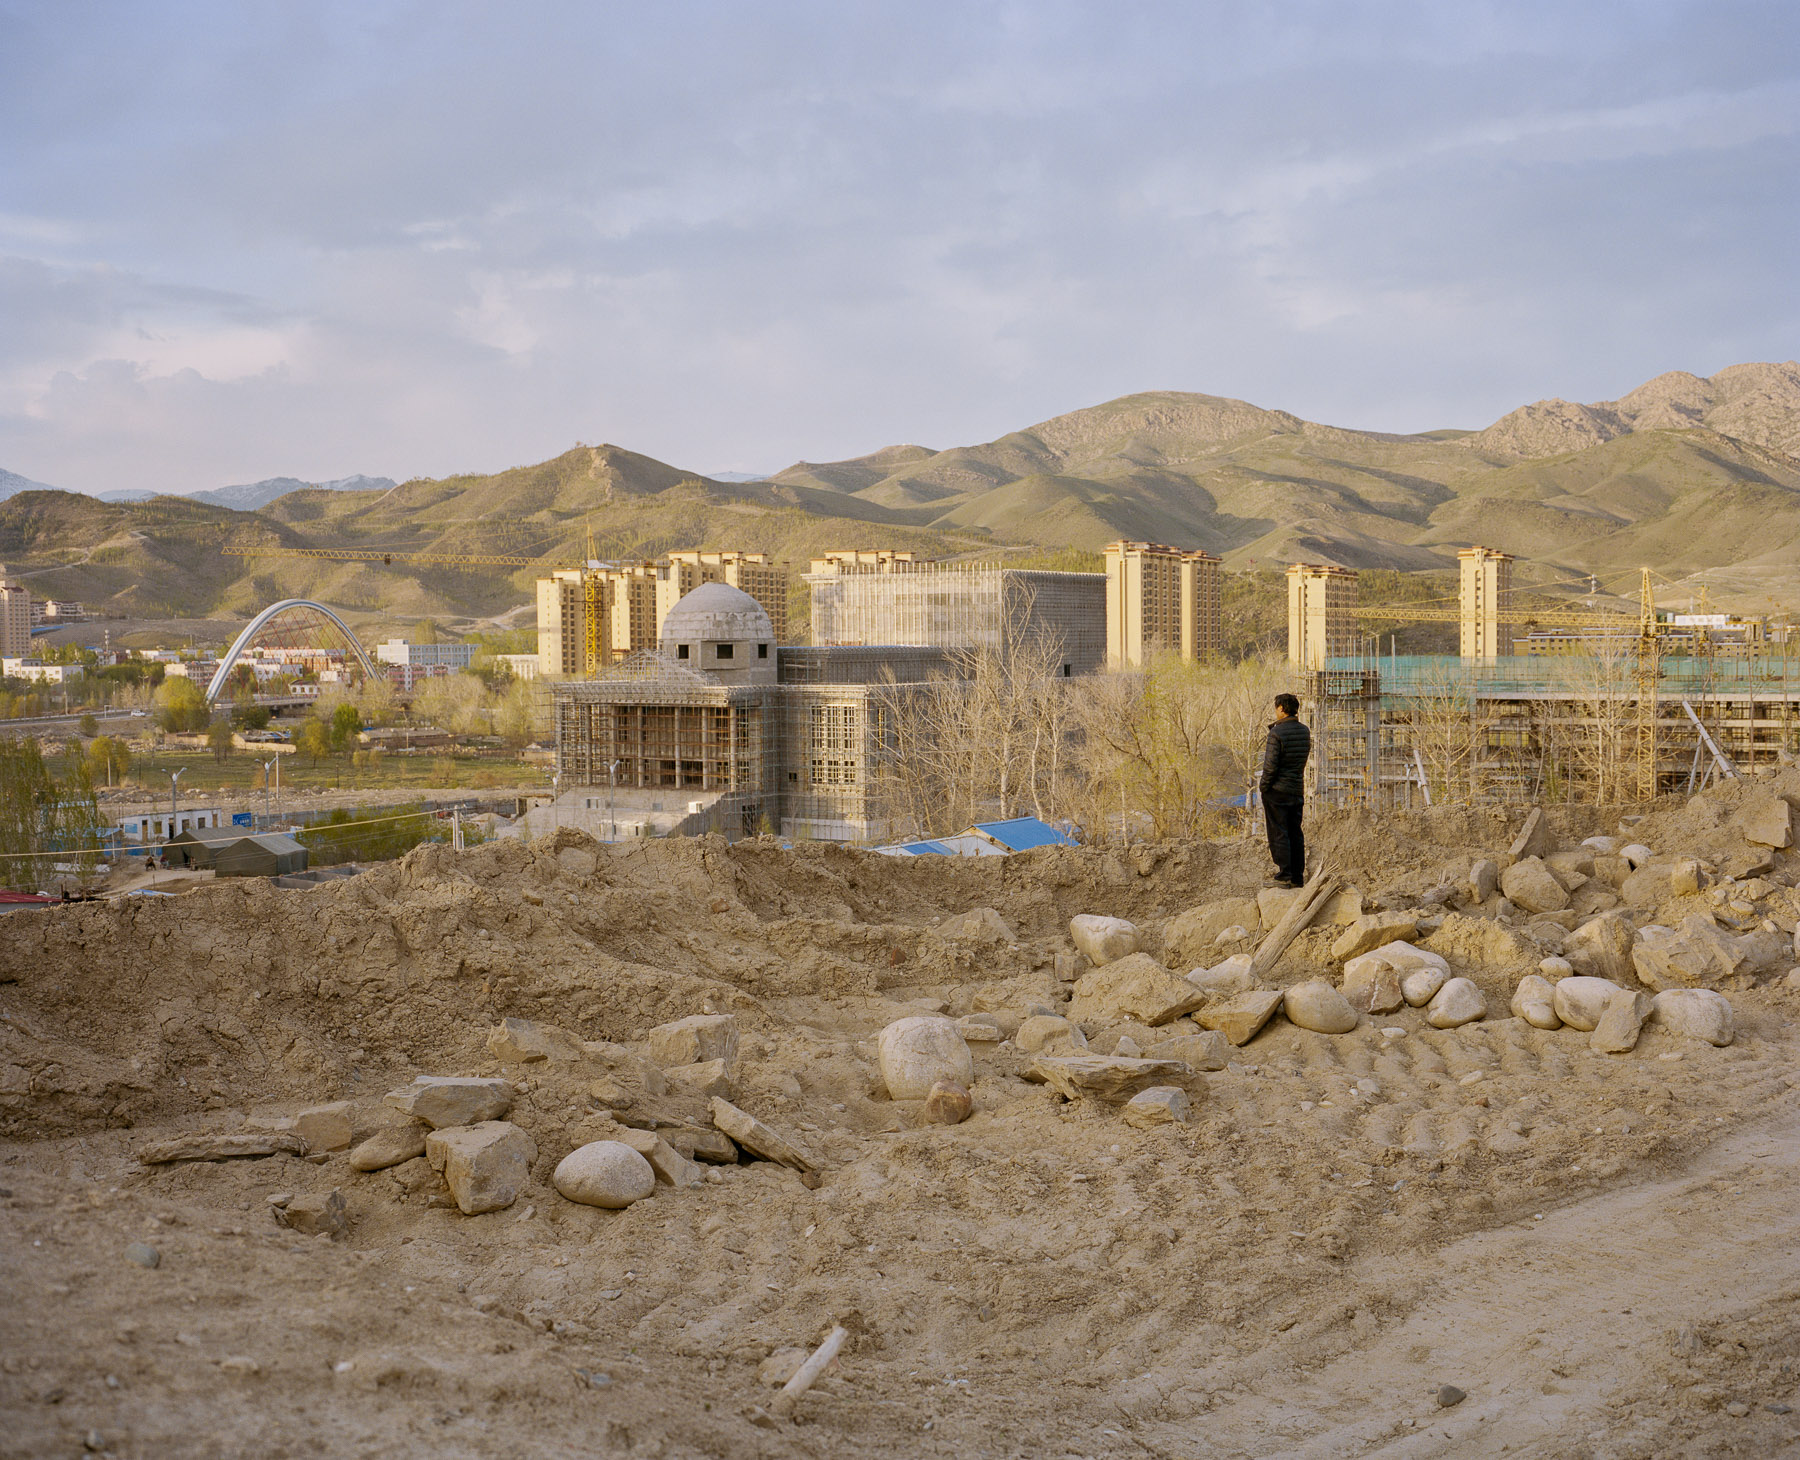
1,361,1796,639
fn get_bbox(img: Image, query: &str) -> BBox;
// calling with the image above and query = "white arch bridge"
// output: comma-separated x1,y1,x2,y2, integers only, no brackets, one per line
204,599,381,704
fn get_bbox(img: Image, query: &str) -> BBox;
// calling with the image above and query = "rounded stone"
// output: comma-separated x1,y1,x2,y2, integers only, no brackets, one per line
1069,914,1141,966
1620,843,1654,869
1538,956,1573,977
1402,966,1450,1008
922,1079,973,1126
1282,980,1359,1034
1551,975,1625,1032
1426,977,1486,1029
878,1015,974,1100
552,1141,656,1209
1649,988,1735,1046
1510,973,1561,1029
123,1242,160,1269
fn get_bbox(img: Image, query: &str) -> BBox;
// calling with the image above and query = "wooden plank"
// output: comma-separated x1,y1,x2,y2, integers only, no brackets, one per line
1250,869,1337,979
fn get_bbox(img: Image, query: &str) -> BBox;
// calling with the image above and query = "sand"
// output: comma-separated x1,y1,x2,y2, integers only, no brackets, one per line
3,779,1799,1457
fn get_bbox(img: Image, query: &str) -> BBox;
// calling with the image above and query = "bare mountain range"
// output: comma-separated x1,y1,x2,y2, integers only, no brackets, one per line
1,361,1796,630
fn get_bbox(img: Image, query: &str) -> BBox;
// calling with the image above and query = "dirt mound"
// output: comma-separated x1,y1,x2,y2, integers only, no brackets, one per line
3,793,1800,1456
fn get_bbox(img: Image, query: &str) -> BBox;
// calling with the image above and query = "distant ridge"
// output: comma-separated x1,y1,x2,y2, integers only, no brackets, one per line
0,362,1795,623
0,467,60,502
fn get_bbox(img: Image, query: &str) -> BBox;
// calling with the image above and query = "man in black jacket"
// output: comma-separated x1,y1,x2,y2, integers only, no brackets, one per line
1259,693,1311,888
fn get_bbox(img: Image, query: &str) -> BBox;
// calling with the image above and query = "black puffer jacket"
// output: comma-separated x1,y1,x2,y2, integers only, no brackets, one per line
1259,717,1311,800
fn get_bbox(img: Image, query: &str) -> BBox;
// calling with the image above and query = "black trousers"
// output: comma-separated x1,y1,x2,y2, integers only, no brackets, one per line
1264,795,1305,884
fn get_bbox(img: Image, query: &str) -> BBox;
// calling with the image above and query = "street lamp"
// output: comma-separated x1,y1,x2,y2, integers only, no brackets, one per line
168,766,186,840
260,758,276,832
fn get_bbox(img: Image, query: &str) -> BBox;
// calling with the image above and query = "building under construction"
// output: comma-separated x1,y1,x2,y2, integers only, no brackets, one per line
804,553,1105,675
547,582,955,843
1284,548,1800,806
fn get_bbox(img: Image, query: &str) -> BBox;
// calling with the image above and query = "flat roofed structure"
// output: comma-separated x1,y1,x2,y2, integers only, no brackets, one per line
1104,540,1223,667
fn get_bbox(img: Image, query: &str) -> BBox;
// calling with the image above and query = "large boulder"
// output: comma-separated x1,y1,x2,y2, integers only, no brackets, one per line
1331,912,1420,961
1195,989,1284,1046
1631,917,1748,991
877,1016,974,1101
1426,978,1486,1029
1500,857,1569,915
1509,973,1561,1029
1649,989,1735,1046
425,1122,538,1215
647,1014,740,1070
1282,980,1359,1034
1736,792,1797,849
1552,976,1627,1032
1564,912,1636,984
384,1077,513,1130
1341,953,1404,1015
553,1141,656,1209
1589,988,1653,1054
1068,953,1204,1027
1069,915,1141,966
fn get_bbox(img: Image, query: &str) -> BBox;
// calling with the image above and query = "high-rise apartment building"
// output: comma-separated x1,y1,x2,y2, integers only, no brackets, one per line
1458,546,1515,660
0,566,33,660
1103,541,1223,667
1286,563,1359,669
658,552,788,643
537,552,787,678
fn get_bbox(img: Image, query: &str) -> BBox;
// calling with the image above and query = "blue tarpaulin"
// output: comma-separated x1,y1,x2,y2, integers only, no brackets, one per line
968,817,1078,851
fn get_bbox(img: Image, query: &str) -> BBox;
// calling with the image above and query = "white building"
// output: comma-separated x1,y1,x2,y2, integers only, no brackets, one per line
375,638,475,670
2,658,83,683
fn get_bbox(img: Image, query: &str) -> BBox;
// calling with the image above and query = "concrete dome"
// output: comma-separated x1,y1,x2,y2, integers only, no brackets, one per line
659,581,773,645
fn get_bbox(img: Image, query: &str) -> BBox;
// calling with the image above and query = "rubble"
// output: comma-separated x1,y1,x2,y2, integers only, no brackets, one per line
1510,974,1561,1030
1551,977,1627,1032
426,1122,537,1215
348,1122,429,1172
923,1079,974,1125
647,1013,741,1069
138,1132,306,1164
1067,952,1204,1026
1029,1053,1192,1102
1499,857,1569,914
1195,989,1285,1046
1122,1086,1189,1128
383,1077,513,1129
273,1189,348,1238
1331,912,1420,961
709,1098,818,1172
1589,989,1653,1054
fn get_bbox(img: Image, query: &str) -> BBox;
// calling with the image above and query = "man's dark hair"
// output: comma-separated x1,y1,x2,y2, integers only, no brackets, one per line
1274,693,1300,716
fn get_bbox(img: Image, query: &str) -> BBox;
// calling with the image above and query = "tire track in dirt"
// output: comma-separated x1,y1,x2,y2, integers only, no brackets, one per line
1147,1114,1800,1458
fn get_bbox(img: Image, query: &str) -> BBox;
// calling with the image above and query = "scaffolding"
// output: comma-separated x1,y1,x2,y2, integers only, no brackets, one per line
803,562,1106,675
1306,646,1800,807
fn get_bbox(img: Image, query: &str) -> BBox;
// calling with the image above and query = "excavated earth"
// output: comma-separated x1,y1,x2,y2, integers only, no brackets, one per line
4,772,1800,1458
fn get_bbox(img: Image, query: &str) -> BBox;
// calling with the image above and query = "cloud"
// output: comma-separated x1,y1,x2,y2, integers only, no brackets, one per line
0,0,1795,491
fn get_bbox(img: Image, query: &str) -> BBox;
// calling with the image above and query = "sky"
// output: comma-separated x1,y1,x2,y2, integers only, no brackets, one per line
1,0,1796,495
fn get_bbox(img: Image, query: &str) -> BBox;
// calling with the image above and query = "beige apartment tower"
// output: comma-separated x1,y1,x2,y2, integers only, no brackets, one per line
1286,563,1359,669
1104,541,1223,668
539,552,788,678
1458,546,1515,659
657,552,789,643
1,566,36,660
